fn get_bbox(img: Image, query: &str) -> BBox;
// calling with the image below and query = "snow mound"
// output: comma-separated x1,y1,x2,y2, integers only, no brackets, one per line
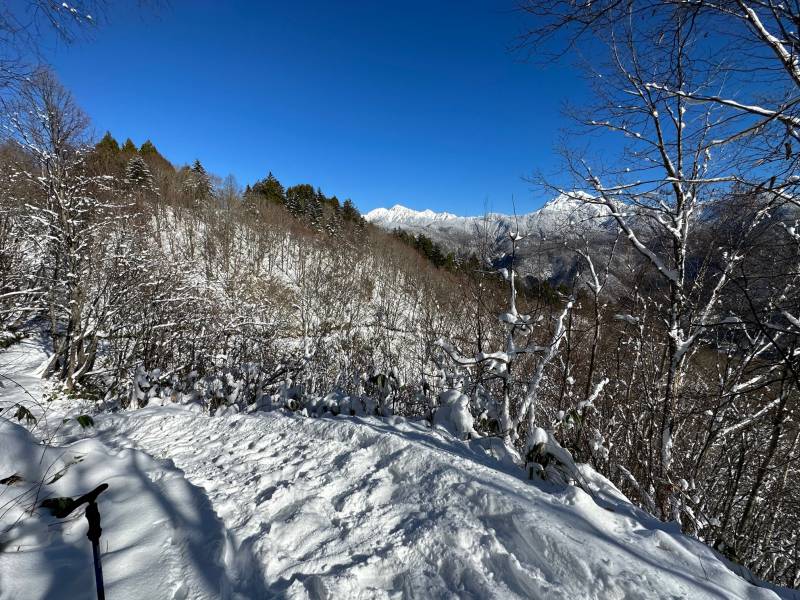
15,406,782,600
433,388,476,439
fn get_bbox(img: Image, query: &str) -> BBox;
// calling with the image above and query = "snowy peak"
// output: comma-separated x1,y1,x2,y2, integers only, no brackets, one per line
528,191,612,227
365,192,612,240
365,204,459,225
540,191,596,213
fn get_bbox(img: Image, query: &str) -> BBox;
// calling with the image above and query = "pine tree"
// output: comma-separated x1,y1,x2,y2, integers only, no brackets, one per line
182,159,213,205
92,131,123,175
286,184,314,218
250,171,285,205
139,139,158,156
312,188,329,230
121,138,137,155
137,139,174,173
95,131,120,154
342,199,362,224
284,190,301,216
191,159,206,177
328,196,343,233
125,155,157,194
307,194,323,229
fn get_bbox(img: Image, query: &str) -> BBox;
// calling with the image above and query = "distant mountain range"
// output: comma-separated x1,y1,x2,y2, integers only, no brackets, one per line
365,192,613,248
366,192,617,284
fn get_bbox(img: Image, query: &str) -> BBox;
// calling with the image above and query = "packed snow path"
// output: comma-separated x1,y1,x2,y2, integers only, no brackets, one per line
91,408,791,599
0,338,795,599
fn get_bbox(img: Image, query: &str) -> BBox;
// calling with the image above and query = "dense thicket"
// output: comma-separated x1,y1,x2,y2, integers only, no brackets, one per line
0,73,509,420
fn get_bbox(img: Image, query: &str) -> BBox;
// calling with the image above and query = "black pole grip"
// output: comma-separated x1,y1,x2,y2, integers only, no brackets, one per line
78,484,109,510
46,483,109,519
85,501,102,543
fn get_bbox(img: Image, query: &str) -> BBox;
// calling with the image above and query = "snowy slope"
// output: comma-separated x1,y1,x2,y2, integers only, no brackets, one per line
1,341,796,600
0,336,235,600
0,418,233,600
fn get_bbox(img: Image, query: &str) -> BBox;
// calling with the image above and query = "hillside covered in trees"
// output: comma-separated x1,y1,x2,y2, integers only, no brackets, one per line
1,1,799,598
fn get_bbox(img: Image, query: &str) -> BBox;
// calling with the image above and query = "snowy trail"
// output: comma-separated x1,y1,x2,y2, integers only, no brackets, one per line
0,338,796,600
88,407,787,600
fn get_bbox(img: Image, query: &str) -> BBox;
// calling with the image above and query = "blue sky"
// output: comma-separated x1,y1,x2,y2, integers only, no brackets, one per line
45,1,582,215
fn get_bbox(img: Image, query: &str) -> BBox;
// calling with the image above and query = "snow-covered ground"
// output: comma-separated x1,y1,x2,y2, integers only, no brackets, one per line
0,338,797,599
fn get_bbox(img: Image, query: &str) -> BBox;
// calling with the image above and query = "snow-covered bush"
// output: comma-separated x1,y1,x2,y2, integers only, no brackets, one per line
433,389,476,440
524,426,585,487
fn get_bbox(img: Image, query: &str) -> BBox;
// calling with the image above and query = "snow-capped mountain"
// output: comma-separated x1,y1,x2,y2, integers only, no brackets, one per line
526,191,612,233
365,192,614,246
364,204,460,225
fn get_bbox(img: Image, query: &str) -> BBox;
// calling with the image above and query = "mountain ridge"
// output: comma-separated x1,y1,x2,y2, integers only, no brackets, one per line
365,192,613,254
365,191,600,225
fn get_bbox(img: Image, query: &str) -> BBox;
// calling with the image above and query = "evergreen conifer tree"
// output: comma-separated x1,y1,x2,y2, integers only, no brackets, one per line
93,131,123,175
307,194,323,228
96,131,120,154
251,171,286,205
182,159,213,204
191,159,206,176
125,155,157,194
121,138,137,154
342,199,361,224
285,183,316,219
139,139,157,156
137,139,174,173
328,196,343,233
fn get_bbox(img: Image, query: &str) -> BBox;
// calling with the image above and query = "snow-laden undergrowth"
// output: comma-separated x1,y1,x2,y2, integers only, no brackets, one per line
1,341,796,599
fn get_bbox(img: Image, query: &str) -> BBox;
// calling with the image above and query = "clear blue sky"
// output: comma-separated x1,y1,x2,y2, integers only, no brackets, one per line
45,1,582,215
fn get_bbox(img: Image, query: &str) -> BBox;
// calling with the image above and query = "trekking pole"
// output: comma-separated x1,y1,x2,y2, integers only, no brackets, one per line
43,483,109,600
84,488,107,600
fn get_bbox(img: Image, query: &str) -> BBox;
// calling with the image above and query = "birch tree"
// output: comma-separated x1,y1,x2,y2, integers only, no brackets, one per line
521,0,800,584
2,68,119,389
